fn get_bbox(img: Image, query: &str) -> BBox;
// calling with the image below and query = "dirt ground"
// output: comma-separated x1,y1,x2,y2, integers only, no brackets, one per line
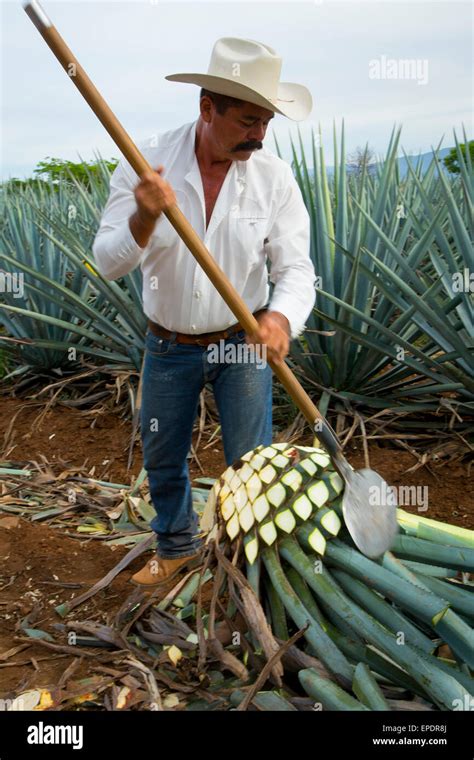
0,396,471,525
0,515,134,695
0,396,472,702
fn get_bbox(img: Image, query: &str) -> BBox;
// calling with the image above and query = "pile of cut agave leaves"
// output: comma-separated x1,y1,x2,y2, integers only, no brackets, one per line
2,443,473,712
201,441,474,711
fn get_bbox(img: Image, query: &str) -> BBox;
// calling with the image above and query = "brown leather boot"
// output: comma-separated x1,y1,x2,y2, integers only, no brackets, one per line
130,551,201,588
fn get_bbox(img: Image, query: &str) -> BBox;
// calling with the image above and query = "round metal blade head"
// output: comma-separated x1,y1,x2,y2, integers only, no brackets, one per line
342,468,399,558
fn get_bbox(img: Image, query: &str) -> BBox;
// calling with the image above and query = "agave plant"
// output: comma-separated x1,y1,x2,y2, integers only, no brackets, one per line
275,125,474,414
0,157,146,376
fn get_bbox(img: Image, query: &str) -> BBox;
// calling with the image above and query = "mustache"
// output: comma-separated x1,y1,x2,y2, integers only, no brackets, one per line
231,141,263,152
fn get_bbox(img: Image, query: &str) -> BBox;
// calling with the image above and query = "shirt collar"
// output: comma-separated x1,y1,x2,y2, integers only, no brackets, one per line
184,119,248,236
184,118,247,187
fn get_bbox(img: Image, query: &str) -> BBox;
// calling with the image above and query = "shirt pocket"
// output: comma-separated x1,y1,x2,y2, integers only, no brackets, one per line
228,202,269,270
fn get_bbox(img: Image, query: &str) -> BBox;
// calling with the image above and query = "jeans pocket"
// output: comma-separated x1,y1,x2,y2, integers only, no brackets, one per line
230,329,246,342
145,330,173,357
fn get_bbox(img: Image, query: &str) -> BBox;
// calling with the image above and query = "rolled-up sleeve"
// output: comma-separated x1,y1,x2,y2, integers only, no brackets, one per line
92,159,147,280
266,167,316,339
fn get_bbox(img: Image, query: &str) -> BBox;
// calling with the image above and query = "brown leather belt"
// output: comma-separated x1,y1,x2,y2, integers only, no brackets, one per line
148,308,267,347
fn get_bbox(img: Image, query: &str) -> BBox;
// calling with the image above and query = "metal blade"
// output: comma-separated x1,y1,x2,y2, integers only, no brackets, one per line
342,469,399,558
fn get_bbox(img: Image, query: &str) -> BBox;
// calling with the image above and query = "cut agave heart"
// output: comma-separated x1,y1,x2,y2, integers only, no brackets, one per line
213,443,344,563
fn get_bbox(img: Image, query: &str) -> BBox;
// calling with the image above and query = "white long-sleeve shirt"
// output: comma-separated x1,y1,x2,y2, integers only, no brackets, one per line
92,119,316,339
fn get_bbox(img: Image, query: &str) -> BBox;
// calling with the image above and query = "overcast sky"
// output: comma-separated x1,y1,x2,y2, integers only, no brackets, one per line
1,0,472,180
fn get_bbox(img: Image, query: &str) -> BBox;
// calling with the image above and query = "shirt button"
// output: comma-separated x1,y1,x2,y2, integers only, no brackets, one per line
231,205,238,212
194,291,201,299
191,324,197,332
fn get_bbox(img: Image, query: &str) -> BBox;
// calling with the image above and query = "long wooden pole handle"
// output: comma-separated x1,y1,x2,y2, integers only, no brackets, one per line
24,1,341,452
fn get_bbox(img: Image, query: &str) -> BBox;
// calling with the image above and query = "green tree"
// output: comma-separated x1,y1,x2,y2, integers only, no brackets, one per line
443,141,474,174
33,156,119,188
1,177,51,192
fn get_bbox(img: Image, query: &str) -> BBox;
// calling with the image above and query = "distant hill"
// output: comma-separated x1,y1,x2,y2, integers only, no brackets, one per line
310,148,452,178
394,148,451,177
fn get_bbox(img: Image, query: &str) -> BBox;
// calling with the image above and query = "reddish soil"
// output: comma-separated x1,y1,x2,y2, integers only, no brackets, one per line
0,395,472,701
0,515,135,696
0,396,471,526
0,397,225,483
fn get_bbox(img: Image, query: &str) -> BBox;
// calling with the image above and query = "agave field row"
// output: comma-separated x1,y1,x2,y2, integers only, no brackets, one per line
276,125,473,414
0,127,472,420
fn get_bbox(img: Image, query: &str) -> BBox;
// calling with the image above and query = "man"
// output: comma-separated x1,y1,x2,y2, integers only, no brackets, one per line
92,37,316,588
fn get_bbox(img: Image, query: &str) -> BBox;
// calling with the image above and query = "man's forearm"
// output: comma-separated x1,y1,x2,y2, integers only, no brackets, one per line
129,209,158,248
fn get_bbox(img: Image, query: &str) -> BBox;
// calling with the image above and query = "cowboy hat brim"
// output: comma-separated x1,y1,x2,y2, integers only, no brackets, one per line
164,73,312,121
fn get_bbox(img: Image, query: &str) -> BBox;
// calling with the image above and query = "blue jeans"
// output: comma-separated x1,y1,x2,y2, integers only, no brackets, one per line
140,327,273,559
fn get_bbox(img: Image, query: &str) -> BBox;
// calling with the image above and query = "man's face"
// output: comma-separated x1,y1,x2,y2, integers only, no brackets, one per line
206,101,275,161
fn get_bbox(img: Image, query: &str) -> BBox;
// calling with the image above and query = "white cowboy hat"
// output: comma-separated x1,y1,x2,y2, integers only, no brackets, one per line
165,37,313,122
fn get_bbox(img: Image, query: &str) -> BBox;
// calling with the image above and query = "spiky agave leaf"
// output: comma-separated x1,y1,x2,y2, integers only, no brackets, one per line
276,124,474,412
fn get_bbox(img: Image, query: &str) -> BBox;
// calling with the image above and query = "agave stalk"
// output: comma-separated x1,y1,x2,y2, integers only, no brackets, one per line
382,551,474,666
330,568,436,655
230,689,297,711
391,534,474,572
279,536,471,709
401,560,458,578
413,575,474,619
264,577,289,641
398,509,474,549
206,442,474,709
299,667,370,711
338,637,430,697
352,662,390,710
261,545,353,686
285,566,326,627
324,540,474,665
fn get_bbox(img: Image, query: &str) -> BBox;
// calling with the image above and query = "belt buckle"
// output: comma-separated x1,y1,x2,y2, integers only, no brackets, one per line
198,331,225,346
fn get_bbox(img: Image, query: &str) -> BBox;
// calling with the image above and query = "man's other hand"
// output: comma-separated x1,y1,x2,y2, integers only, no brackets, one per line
245,310,290,365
